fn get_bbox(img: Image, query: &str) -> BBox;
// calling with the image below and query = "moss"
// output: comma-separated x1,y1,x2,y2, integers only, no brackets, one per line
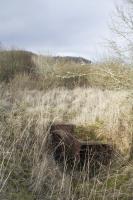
74,120,105,141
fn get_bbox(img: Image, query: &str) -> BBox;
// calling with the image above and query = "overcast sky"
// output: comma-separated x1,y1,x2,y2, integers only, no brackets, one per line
0,0,119,60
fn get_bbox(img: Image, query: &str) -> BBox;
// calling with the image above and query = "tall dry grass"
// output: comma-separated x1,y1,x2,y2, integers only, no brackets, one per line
0,85,133,199
0,50,133,199
32,54,133,90
1,50,133,90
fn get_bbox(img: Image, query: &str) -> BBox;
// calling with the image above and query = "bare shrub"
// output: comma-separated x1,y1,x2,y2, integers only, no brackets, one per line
0,50,36,82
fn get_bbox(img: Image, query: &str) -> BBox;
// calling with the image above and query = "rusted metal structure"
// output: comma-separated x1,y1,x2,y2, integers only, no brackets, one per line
49,123,114,177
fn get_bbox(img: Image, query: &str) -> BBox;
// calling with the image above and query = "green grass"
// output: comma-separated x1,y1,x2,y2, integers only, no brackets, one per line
74,120,105,141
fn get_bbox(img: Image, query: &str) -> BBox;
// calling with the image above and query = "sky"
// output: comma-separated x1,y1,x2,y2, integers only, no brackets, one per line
0,0,120,60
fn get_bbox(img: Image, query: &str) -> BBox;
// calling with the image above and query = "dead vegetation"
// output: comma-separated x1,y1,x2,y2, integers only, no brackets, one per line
0,50,133,199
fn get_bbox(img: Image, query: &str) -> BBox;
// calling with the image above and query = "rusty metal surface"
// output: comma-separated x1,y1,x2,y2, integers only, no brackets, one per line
49,123,114,176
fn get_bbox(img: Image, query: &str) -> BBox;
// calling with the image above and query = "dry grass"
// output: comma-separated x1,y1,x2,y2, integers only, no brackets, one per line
0,50,36,82
1,50,133,90
0,50,133,199
32,55,133,90
0,84,133,199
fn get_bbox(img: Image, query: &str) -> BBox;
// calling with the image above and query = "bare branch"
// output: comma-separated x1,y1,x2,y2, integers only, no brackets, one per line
108,0,133,63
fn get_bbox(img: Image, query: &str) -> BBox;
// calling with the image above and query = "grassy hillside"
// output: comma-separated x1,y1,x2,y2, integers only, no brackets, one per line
1,50,133,90
0,50,133,199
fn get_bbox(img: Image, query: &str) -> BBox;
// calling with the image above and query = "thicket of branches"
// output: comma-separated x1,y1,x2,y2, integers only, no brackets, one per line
108,0,133,63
